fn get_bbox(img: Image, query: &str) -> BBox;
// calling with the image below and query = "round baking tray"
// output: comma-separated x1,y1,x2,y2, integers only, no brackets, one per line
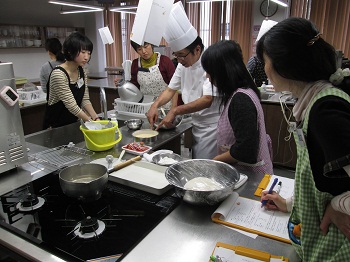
132,129,159,143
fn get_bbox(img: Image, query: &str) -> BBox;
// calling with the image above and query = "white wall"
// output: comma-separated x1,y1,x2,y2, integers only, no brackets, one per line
0,0,106,81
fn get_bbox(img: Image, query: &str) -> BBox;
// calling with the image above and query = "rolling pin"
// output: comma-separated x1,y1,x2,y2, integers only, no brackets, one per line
108,155,142,173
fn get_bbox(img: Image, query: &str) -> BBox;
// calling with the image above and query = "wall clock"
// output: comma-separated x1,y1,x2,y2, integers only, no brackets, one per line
260,0,278,17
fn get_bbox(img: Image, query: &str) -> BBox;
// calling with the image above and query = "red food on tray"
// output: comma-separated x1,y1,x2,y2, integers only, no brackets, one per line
122,142,151,155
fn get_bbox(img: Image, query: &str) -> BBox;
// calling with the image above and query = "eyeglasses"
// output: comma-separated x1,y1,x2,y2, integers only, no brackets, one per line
136,43,151,52
173,50,191,61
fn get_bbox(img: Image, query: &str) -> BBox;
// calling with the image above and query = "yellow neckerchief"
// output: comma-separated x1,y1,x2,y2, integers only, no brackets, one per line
140,53,157,68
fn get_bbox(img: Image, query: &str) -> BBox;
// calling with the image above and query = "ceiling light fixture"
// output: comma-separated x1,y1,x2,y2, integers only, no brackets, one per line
48,0,104,13
270,0,288,7
109,5,138,14
60,9,104,14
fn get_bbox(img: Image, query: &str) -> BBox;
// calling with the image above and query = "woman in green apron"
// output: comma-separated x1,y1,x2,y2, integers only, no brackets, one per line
256,17,350,261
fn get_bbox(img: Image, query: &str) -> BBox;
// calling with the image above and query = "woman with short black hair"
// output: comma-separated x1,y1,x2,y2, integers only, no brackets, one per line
129,40,175,108
44,32,100,128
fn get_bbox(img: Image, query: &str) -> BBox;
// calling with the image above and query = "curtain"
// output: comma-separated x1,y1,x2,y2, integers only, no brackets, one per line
210,2,222,45
186,3,201,32
228,0,254,64
291,0,350,59
185,1,252,62
104,9,123,68
124,13,137,61
290,0,311,18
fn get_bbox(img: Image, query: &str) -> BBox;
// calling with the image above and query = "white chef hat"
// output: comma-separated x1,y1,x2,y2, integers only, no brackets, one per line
163,2,198,52
256,19,278,42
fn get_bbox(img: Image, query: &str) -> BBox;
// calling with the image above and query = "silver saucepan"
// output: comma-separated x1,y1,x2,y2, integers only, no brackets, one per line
59,157,142,201
59,163,108,201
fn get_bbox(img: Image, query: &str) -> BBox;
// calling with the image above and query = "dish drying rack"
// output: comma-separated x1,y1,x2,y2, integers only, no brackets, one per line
29,144,94,168
114,95,154,118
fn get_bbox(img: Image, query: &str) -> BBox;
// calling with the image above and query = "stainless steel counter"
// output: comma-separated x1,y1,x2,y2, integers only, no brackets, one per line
0,120,300,262
123,167,299,262
87,75,120,90
88,71,108,79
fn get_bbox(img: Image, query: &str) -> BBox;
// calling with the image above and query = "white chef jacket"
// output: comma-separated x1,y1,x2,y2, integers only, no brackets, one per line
168,55,221,126
168,54,221,159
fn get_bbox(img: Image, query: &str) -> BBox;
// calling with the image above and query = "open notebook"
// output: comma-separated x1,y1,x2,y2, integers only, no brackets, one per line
212,173,295,245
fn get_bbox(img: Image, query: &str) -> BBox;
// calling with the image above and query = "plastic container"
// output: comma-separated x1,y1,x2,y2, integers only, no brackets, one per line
17,88,46,104
114,98,152,118
80,120,122,151
114,95,155,118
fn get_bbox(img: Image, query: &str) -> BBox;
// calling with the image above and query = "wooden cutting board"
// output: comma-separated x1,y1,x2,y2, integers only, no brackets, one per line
108,161,172,195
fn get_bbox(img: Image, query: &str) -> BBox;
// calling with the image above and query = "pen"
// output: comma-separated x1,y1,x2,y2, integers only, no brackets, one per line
210,255,223,262
261,178,278,207
275,181,282,194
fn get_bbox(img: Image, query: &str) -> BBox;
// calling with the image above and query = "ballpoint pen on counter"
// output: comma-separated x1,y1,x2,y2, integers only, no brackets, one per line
261,178,278,207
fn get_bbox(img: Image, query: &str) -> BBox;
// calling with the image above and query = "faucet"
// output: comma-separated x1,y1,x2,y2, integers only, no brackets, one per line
99,87,108,120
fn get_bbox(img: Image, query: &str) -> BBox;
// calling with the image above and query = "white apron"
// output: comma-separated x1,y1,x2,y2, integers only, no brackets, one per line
137,53,171,108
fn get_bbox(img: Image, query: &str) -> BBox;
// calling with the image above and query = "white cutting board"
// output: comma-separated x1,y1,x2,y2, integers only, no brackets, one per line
108,161,172,195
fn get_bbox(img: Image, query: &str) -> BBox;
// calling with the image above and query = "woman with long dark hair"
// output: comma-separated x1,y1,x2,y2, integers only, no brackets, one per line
201,40,273,175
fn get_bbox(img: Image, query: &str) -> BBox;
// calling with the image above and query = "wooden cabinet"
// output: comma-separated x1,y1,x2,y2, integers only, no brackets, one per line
0,24,84,49
20,103,46,135
261,102,297,169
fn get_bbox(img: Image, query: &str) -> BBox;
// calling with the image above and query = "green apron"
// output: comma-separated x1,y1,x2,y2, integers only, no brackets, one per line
291,87,350,261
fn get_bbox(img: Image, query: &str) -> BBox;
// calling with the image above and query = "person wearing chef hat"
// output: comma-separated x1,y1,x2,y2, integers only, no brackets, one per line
147,2,221,159
246,20,278,88
129,40,176,109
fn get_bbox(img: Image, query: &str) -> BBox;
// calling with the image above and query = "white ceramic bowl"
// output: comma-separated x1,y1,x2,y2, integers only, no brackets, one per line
34,39,42,47
25,40,34,47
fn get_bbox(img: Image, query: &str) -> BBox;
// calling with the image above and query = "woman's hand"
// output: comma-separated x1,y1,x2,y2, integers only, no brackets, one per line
320,203,350,240
261,191,288,212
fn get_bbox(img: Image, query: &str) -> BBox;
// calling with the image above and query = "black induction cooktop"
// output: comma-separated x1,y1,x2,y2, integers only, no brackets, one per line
0,172,180,261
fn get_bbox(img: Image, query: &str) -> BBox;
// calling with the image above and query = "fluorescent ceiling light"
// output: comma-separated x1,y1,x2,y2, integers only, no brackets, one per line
48,0,104,11
60,9,104,14
109,5,137,14
270,0,289,7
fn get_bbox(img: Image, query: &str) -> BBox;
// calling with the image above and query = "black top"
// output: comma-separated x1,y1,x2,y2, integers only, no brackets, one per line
307,95,350,195
43,66,85,129
228,93,259,164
